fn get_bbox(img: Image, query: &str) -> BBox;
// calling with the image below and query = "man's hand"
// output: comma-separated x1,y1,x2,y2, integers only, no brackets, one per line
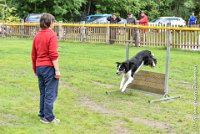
55,70,60,79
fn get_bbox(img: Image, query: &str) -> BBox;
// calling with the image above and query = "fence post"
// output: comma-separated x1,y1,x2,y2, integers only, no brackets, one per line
106,22,110,44
20,19,25,37
80,21,86,42
58,21,64,40
135,21,140,47
1,24,5,37
198,33,200,49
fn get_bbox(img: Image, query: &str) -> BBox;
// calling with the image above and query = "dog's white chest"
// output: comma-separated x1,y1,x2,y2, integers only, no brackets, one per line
125,70,132,78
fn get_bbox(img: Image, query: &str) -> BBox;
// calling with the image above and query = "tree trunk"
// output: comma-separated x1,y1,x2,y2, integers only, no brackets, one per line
87,0,91,15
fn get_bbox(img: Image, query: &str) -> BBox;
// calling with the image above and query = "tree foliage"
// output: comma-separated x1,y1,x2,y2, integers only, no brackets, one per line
0,0,20,22
1,0,200,22
12,0,86,21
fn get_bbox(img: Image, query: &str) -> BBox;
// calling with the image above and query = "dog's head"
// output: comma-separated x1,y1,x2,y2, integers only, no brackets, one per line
143,53,157,67
116,62,127,75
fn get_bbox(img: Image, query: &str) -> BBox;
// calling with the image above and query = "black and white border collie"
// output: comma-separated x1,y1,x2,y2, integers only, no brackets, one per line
116,50,157,92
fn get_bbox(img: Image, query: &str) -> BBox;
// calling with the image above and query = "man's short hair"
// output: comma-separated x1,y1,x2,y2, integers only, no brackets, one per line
127,12,132,15
112,13,117,16
40,13,55,29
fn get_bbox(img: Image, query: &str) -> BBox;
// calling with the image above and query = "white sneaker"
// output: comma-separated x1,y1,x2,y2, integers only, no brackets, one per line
51,118,60,123
40,118,60,124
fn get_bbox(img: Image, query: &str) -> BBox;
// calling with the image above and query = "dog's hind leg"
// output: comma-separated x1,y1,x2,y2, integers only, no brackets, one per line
120,75,127,90
121,77,134,92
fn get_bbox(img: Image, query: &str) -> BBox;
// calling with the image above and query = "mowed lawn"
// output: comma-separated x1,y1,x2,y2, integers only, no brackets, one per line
0,38,199,134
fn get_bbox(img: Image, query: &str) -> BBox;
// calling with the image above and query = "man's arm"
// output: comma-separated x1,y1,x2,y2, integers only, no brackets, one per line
31,39,37,75
52,59,60,79
107,16,111,21
49,33,60,79
117,17,121,22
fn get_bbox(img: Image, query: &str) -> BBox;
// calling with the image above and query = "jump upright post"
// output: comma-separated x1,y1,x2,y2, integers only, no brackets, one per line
148,24,180,103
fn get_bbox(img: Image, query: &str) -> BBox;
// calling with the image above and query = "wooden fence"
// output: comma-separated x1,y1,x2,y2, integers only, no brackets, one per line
0,22,200,50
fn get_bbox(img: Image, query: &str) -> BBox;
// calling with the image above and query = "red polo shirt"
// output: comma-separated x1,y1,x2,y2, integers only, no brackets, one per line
139,15,148,25
31,28,58,74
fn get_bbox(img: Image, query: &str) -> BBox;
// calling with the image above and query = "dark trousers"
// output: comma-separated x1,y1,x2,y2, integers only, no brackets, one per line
109,27,117,44
36,66,59,121
128,28,139,47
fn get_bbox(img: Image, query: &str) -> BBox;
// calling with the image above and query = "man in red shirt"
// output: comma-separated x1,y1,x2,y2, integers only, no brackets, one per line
139,11,148,26
138,11,149,45
32,13,60,123
139,11,149,32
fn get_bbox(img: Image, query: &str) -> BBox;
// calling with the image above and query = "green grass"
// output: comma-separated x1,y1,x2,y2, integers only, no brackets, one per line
0,38,199,134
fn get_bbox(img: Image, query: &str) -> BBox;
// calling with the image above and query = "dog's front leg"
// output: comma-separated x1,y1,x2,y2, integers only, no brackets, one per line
121,77,134,92
120,75,127,90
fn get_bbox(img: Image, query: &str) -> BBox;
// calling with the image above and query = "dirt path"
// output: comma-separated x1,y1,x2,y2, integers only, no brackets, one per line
133,117,175,134
112,120,132,134
92,81,117,88
80,96,116,114
61,80,176,134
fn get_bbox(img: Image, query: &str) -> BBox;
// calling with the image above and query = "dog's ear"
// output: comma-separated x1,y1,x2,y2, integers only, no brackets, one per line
122,62,128,68
116,62,121,65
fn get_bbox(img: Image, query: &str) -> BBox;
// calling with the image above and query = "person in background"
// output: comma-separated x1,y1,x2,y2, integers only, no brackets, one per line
139,11,148,30
188,12,196,27
31,13,60,124
126,12,139,47
138,11,149,44
107,13,121,44
107,13,121,23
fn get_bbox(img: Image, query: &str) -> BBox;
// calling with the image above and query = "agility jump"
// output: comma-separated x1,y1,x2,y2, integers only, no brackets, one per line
106,27,180,103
